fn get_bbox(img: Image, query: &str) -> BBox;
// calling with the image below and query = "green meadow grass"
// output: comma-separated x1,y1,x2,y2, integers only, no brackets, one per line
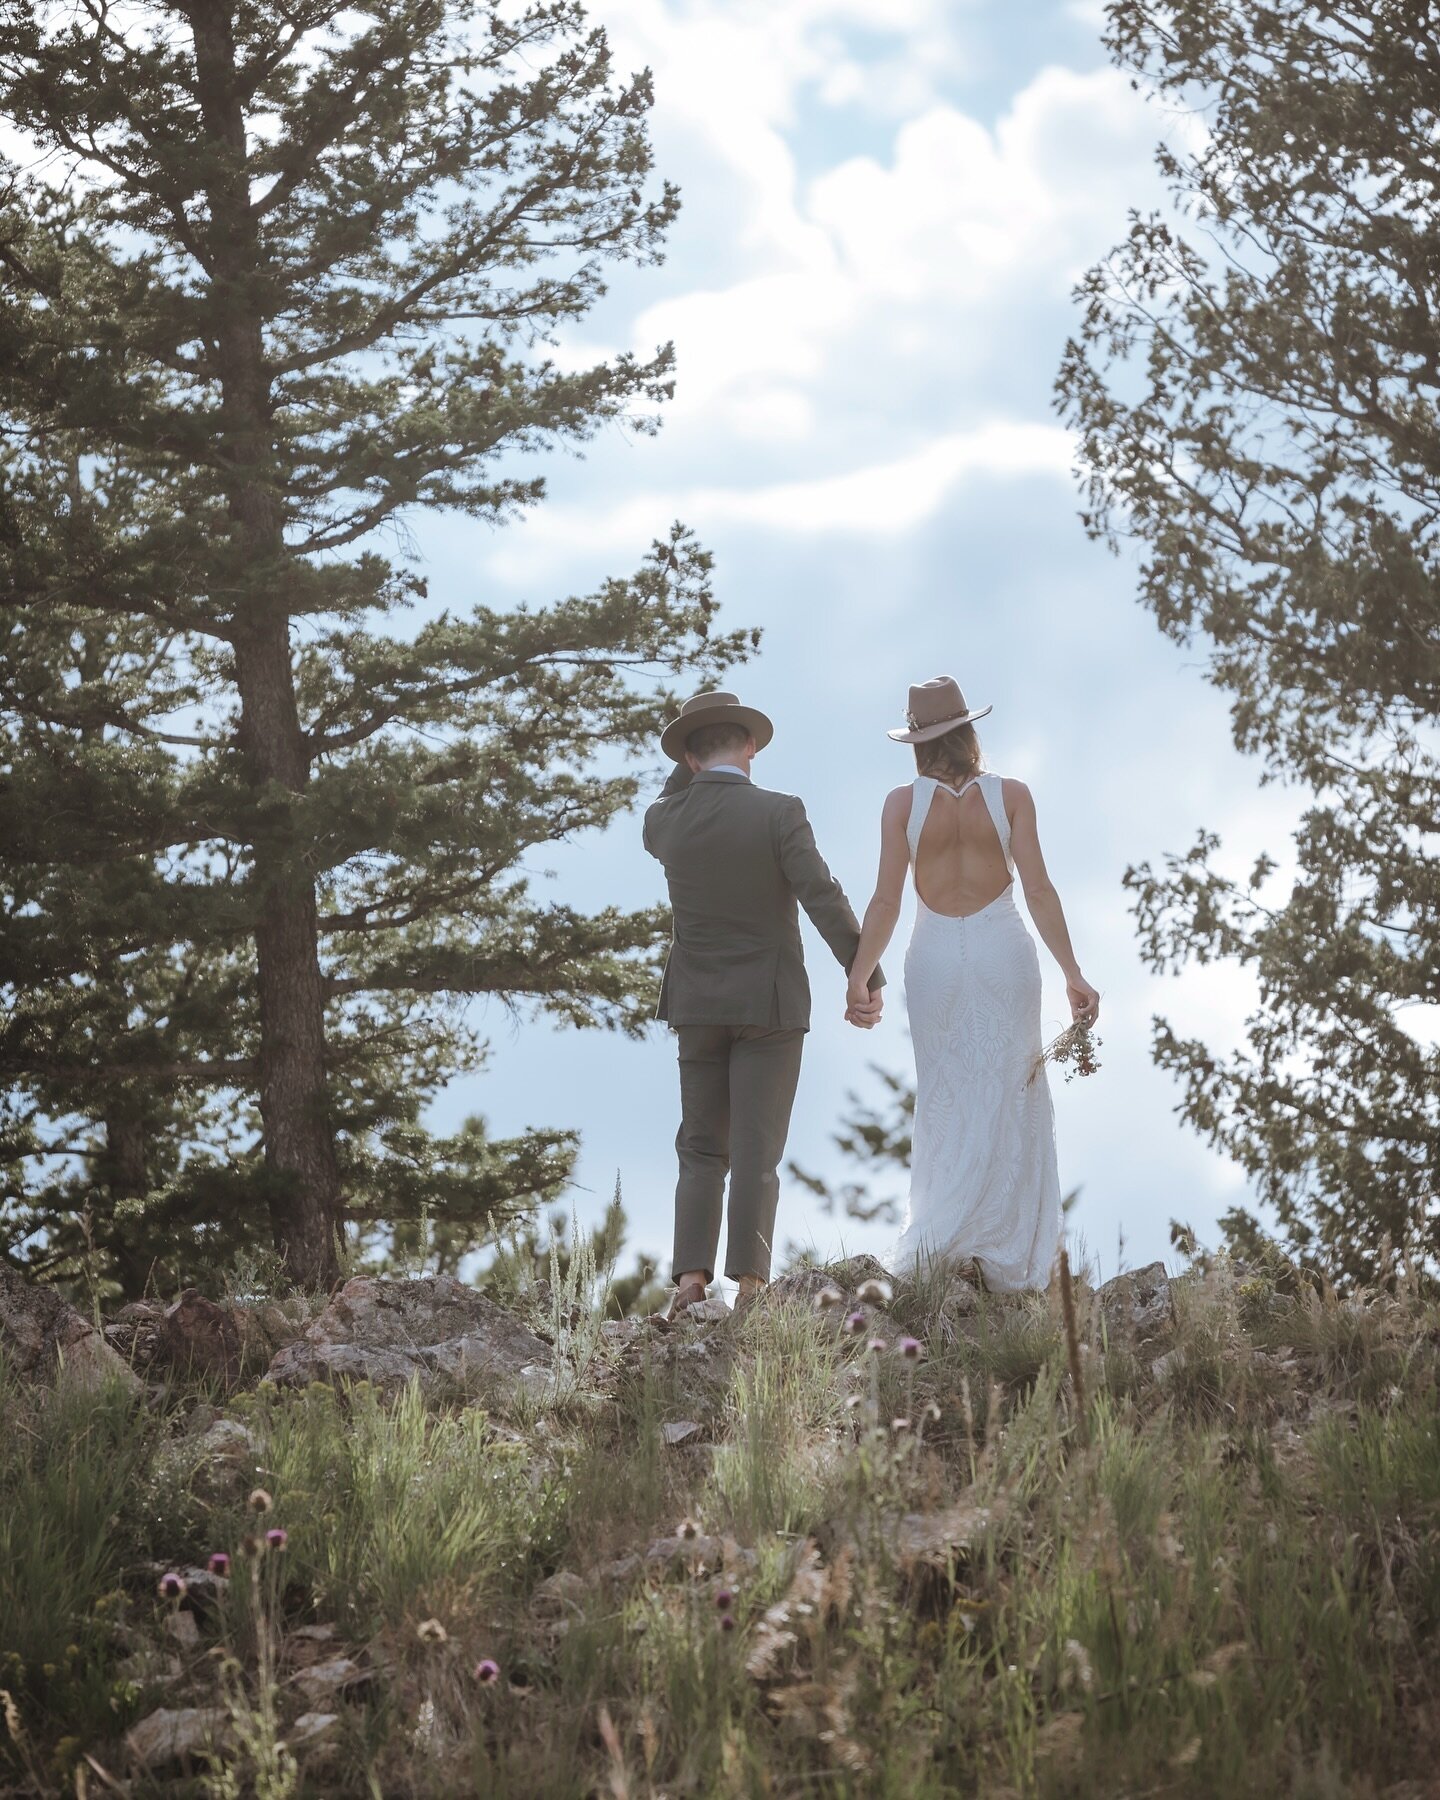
2,1258,1438,1797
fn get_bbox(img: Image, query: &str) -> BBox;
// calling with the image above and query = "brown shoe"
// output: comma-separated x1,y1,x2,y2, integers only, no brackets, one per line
648,1277,709,1331
731,1278,767,1322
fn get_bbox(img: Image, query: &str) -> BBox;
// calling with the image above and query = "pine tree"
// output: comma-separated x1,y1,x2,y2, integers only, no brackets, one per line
0,0,748,1289
1055,0,1439,1281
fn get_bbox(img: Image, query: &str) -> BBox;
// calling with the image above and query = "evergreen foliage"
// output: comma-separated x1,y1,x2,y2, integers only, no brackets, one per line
0,0,749,1290
1056,0,1440,1281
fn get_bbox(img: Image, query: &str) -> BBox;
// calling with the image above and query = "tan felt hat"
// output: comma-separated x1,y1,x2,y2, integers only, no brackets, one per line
660,689,775,762
887,675,992,744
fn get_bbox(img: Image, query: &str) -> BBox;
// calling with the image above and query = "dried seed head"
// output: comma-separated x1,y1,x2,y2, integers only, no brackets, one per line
474,1658,500,1685
207,1552,231,1578
157,1572,186,1601
923,1401,943,1423
238,1534,262,1561
815,1286,845,1310
891,1417,912,1435
247,1488,273,1515
845,1393,864,1412
867,1337,888,1355
677,1517,699,1541
416,1618,448,1644
856,1278,892,1306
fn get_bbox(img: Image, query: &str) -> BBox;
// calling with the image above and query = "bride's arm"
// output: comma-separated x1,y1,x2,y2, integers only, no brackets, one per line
1006,780,1100,1023
846,787,912,1012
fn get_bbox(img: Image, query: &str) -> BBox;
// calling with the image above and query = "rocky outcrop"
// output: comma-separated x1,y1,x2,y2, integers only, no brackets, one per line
0,1262,140,1393
263,1274,553,1401
160,1289,243,1385
106,1292,308,1382
1095,1262,1174,1342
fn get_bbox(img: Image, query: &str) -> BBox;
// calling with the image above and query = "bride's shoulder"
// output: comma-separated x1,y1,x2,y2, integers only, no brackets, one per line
881,784,914,826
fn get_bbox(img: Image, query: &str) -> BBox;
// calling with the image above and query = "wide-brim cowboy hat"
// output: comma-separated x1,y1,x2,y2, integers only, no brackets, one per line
660,690,775,762
887,675,992,744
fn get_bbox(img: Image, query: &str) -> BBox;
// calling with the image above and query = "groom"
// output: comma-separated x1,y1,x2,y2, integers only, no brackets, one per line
644,690,884,1322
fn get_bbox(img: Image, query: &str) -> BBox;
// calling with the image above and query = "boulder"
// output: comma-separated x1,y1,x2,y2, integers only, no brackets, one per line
290,1655,370,1706
263,1274,552,1401
125,1706,231,1769
287,1711,340,1754
104,1299,166,1368
168,1415,261,1501
1096,1262,1174,1341
531,1570,589,1616
0,1263,140,1394
160,1289,243,1386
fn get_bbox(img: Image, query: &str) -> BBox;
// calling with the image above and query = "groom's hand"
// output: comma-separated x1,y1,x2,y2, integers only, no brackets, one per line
845,976,883,1029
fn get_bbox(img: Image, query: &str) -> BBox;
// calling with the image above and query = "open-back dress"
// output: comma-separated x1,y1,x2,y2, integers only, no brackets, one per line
892,772,1061,1291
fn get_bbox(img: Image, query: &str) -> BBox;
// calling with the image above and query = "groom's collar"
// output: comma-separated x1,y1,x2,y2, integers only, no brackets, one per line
696,765,751,783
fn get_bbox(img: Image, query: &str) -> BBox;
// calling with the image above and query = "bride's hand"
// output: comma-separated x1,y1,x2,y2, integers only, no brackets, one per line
846,974,881,1028
1066,975,1100,1025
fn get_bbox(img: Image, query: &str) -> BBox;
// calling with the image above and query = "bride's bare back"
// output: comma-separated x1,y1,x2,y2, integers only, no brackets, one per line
913,777,1014,919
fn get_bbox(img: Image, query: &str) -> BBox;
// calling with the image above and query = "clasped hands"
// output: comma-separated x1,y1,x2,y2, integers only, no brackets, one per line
845,973,883,1030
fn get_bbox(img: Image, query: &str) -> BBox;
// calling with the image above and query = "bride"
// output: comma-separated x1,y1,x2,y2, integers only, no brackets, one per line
846,676,1099,1292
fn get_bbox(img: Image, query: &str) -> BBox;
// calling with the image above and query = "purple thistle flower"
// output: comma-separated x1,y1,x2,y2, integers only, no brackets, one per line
845,1310,868,1335
207,1552,231,1578
867,1336,888,1355
719,1613,736,1633
157,1571,186,1601
264,1527,288,1551
715,1587,734,1610
900,1336,923,1360
474,1658,500,1685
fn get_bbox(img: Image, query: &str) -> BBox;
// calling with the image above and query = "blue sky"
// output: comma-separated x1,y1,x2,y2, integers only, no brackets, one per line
420,0,1304,1285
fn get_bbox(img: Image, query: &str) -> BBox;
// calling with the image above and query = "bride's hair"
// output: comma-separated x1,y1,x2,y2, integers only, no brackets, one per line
914,721,983,783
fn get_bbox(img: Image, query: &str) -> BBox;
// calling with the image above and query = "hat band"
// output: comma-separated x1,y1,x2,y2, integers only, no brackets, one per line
907,708,972,731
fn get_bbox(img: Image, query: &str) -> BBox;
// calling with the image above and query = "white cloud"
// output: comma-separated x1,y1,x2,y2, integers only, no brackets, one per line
484,418,1073,581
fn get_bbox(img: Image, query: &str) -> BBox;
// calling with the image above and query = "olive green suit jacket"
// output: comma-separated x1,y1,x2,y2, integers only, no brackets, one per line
643,766,883,1031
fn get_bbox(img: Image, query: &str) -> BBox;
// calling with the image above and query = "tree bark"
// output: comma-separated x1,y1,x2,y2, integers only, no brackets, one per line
189,0,341,1286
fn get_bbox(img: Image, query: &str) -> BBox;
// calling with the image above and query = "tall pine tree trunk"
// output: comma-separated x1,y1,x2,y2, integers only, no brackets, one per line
191,0,341,1286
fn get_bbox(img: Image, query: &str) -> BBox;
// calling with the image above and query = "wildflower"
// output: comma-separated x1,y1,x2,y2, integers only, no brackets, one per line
899,1336,923,1360
856,1277,892,1306
264,1528,288,1552
238,1534,262,1561
845,1393,863,1412
815,1285,844,1310
891,1417,911,1435
207,1552,231,1578
719,1613,736,1633
416,1618,448,1644
677,1517,699,1541
715,1588,734,1611
922,1400,942,1423
474,1658,500,1685
247,1488,273,1515
844,1310,868,1335
867,1337,887,1355
157,1572,187,1601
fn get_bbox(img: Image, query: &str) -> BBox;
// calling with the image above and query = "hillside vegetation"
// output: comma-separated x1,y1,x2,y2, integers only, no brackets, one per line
2,1250,1438,1799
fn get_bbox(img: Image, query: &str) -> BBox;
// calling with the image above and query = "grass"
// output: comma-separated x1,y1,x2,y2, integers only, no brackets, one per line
2,1254,1439,1796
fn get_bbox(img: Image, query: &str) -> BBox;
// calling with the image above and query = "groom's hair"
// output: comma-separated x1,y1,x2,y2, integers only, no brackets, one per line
685,721,753,764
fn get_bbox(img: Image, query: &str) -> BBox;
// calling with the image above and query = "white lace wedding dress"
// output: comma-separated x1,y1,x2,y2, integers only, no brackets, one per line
892,773,1061,1291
